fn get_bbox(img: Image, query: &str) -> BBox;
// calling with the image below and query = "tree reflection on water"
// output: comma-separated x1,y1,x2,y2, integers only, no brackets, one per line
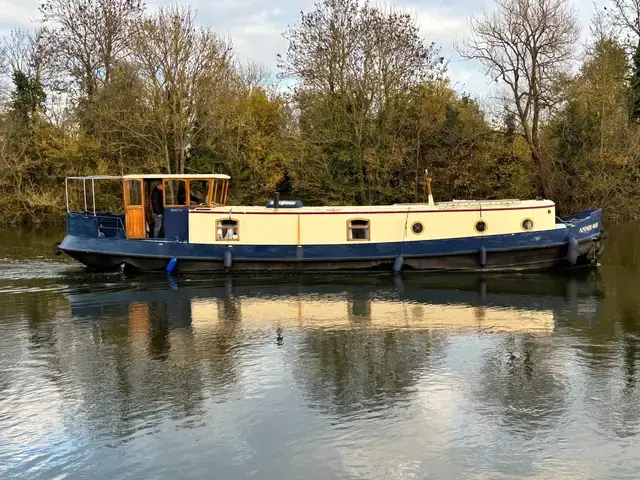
292,328,443,416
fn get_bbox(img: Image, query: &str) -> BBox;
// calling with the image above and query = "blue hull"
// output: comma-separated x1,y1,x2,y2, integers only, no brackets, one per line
59,209,603,273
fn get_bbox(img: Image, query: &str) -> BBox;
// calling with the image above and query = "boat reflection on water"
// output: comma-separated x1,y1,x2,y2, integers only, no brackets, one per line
62,271,604,418
65,272,603,335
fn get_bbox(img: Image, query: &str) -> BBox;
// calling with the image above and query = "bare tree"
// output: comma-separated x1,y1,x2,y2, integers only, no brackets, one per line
1,30,43,79
605,0,640,48
131,6,232,174
40,0,143,99
458,0,579,197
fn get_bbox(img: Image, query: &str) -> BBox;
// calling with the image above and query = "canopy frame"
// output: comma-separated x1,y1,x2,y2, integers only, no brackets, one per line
65,174,231,213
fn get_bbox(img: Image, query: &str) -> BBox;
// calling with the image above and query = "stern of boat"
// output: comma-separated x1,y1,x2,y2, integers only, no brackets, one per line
57,212,129,269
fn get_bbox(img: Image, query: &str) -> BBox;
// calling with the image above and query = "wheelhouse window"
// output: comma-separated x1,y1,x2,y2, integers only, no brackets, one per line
188,180,210,206
348,219,370,241
164,180,187,206
125,180,142,206
217,219,239,241
211,179,229,205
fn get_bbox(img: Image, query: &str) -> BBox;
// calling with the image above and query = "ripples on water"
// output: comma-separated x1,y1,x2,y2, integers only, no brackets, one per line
1,226,640,479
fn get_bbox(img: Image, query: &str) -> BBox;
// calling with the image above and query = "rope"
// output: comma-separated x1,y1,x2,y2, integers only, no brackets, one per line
400,208,410,256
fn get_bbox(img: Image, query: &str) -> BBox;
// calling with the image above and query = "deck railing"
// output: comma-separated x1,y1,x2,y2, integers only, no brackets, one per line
67,212,126,238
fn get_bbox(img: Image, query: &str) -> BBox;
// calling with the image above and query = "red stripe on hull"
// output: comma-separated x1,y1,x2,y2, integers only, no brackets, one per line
190,204,555,216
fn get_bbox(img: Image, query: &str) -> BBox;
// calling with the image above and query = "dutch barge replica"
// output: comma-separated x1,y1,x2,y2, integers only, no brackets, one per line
57,174,603,273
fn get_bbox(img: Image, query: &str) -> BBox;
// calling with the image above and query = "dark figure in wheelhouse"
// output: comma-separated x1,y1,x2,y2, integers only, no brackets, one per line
151,183,164,238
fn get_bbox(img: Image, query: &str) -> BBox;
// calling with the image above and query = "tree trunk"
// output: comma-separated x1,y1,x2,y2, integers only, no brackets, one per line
529,145,551,199
415,129,421,203
164,141,172,174
356,152,366,204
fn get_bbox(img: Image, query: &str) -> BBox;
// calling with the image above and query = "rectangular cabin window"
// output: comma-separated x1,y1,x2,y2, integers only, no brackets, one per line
125,180,142,206
348,219,370,241
188,180,210,206
164,180,187,206
217,219,239,241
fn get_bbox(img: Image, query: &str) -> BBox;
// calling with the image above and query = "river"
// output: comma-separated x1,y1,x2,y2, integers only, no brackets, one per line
1,224,639,479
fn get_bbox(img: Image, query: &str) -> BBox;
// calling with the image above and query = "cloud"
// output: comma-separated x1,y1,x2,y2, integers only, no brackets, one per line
212,9,290,68
0,0,40,33
403,3,485,94
154,0,315,73
414,8,467,40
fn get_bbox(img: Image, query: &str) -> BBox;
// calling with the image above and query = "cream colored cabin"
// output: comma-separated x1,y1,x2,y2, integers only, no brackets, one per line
188,199,557,246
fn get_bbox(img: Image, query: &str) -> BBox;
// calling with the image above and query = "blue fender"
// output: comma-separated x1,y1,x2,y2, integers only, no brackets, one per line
393,255,404,275
166,257,179,274
224,249,233,269
567,235,579,265
479,246,487,267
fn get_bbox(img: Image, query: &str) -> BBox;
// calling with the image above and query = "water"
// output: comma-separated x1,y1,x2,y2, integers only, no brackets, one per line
0,225,639,479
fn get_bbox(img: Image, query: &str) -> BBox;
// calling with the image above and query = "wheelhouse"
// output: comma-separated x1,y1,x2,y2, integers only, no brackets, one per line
65,174,230,241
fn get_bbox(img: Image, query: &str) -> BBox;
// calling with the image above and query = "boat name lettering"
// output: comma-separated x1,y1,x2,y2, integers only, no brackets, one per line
579,222,599,233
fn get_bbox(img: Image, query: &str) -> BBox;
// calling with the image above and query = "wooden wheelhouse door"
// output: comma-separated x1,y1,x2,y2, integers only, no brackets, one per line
124,179,145,239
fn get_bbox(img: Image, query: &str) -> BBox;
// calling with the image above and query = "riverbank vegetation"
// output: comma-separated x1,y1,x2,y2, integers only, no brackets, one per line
1,0,639,224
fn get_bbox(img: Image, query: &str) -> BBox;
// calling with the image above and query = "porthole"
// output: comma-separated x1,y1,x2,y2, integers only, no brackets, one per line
522,218,534,231
475,220,487,233
412,222,424,234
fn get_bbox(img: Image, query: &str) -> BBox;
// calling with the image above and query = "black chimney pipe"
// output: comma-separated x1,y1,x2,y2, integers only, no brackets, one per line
273,191,280,210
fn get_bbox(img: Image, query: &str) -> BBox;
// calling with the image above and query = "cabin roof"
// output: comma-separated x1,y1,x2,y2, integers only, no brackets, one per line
66,175,122,180
66,174,231,180
193,199,555,214
123,174,231,180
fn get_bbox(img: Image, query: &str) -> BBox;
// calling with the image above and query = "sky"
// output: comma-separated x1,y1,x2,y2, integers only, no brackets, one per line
0,0,599,100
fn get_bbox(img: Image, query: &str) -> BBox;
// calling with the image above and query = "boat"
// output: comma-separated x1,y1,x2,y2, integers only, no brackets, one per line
57,173,604,273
